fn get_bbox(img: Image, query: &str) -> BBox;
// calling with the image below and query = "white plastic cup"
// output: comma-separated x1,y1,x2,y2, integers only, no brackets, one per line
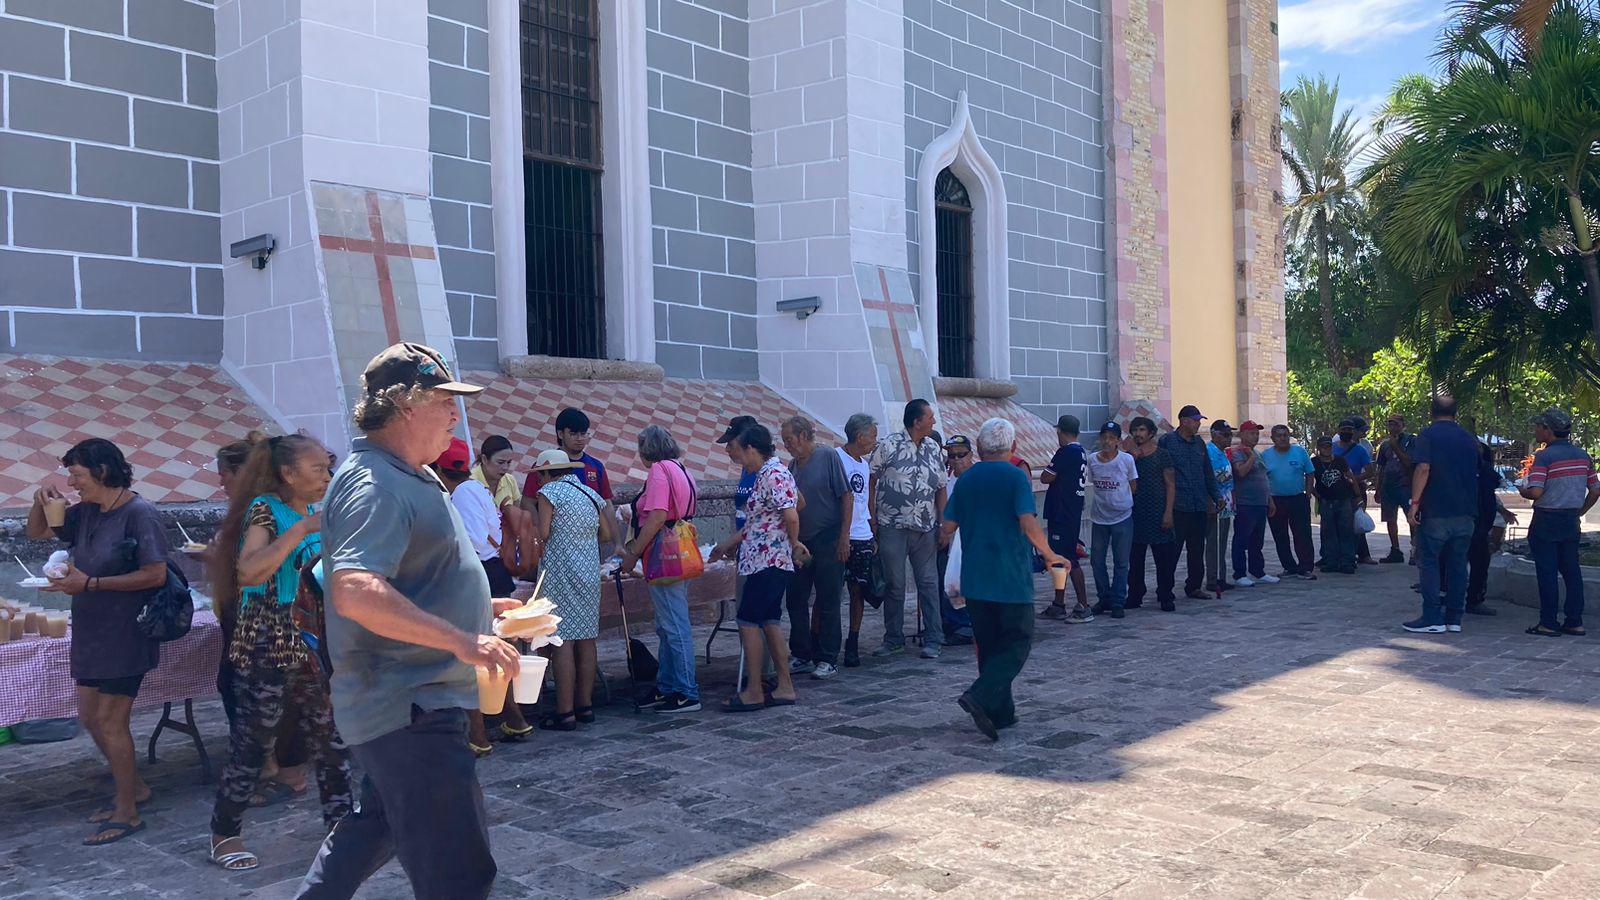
512,654,549,704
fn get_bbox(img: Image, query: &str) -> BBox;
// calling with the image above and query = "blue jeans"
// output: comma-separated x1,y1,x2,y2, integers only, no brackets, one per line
1416,515,1475,626
1529,510,1584,630
1232,504,1268,579
649,580,698,700
1091,518,1134,609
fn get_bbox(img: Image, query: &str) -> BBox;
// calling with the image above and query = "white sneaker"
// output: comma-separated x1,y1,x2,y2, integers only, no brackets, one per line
811,661,838,679
1447,624,1462,633
1256,574,1280,584
789,658,815,675
1235,576,1256,587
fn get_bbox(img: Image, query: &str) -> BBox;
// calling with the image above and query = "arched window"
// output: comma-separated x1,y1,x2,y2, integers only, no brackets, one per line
934,168,975,379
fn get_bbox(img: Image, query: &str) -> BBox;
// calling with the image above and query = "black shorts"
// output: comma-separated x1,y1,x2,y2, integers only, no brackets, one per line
76,672,147,698
845,539,875,585
1047,518,1083,570
737,566,792,627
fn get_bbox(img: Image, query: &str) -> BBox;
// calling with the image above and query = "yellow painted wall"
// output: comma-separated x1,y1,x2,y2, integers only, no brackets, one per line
1163,0,1238,423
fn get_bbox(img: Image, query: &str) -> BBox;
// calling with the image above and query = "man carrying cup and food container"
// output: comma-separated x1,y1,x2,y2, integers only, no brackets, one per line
939,418,1067,742
295,343,521,900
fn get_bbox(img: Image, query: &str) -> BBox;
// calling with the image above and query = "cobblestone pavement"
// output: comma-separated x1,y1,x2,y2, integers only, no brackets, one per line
3,552,1599,899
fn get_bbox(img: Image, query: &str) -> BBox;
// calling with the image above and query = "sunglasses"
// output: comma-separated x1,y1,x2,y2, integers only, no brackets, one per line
946,451,970,460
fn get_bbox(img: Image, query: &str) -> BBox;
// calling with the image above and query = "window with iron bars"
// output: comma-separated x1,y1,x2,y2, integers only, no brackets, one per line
521,0,605,359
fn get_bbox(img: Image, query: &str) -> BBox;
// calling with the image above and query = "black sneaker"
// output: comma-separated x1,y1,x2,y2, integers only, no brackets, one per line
1092,600,1112,615
843,635,861,667
656,694,702,714
1110,608,1125,619
1159,599,1177,612
634,689,667,710
1380,549,1405,563
1465,602,1497,616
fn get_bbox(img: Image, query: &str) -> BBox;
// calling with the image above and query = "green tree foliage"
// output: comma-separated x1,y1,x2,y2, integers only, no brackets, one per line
1365,4,1600,379
1281,76,1368,374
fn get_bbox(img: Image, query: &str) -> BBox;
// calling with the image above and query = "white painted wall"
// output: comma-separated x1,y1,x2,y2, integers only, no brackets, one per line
215,0,436,448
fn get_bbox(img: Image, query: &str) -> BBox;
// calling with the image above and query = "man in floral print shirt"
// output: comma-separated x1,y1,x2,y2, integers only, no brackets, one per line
869,399,949,659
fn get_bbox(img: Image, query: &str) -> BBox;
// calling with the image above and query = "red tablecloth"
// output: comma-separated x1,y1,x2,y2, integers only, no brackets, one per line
0,609,222,726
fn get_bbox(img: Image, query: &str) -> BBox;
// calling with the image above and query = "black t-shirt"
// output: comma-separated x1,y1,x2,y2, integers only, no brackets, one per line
1043,443,1087,523
1313,457,1356,504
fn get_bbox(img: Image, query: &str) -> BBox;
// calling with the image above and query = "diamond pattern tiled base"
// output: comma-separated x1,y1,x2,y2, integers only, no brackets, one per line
0,356,273,510
464,375,843,485
935,395,1058,467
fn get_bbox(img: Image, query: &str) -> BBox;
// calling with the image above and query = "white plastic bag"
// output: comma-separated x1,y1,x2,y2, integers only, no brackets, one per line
1353,507,1375,534
943,531,965,608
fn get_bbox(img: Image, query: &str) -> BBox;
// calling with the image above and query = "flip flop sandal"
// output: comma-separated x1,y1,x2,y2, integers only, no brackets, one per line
84,820,145,846
468,741,494,757
574,706,595,724
1525,625,1563,637
537,712,576,732
764,696,797,708
1561,625,1587,636
210,836,259,871
248,781,307,808
500,721,535,740
721,696,767,713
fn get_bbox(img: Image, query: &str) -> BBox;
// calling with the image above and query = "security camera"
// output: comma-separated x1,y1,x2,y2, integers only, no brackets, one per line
229,234,276,269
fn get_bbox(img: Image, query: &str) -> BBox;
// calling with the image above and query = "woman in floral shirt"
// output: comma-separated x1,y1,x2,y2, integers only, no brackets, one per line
711,423,811,712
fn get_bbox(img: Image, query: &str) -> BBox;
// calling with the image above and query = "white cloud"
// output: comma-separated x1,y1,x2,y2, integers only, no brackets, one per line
1278,0,1440,54
1280,58,1293,73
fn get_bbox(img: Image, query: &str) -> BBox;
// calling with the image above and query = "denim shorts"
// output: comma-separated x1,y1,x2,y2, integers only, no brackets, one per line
737,566,792,627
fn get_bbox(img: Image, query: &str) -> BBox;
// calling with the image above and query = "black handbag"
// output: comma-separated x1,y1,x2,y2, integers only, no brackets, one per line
866,550,888,610
137,560,195,642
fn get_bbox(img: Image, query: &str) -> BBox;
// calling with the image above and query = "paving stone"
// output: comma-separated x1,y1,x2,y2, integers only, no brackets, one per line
5,552,1600,897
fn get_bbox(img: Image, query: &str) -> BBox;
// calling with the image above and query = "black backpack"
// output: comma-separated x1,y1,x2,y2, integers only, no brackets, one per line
137,560,194,642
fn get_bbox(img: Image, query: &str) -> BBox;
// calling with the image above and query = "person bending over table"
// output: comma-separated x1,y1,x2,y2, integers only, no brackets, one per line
528,448,611,730
27,438,170,846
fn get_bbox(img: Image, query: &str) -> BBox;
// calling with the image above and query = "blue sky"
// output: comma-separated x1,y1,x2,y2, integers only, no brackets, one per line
1278,0,1451,131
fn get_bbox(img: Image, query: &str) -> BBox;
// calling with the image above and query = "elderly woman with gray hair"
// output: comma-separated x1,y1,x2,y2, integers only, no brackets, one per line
939,417,1065,741
619,425,702,714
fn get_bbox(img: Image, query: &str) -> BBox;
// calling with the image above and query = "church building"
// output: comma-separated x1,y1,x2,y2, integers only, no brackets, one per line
0,0,1285,504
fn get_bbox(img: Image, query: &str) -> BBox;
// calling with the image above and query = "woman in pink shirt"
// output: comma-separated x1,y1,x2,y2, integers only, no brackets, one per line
619,425,701,713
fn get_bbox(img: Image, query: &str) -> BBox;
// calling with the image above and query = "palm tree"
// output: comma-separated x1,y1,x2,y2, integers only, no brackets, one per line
1281,76,1366,374
1438,0,1599,63
1367,7,1600,365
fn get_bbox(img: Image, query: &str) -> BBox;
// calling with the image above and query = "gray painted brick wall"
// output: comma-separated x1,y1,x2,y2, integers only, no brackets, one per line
0,0,222,362
647,0,757,380
427,0,498,372
905,0,1108,427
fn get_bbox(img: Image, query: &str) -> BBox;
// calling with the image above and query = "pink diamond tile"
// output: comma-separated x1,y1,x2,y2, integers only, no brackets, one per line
0,356,276,510
933,395,1059,469
463,375,843,486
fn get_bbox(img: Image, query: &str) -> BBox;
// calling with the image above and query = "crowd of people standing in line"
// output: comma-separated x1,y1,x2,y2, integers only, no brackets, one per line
17,337,1599,899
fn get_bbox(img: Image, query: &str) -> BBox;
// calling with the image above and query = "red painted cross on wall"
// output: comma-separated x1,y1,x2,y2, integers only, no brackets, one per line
318,191,437,344
861,266,922,401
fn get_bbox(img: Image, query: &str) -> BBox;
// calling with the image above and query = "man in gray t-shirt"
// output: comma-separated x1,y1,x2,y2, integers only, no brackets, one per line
780,416,853,676
298,342,519,900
